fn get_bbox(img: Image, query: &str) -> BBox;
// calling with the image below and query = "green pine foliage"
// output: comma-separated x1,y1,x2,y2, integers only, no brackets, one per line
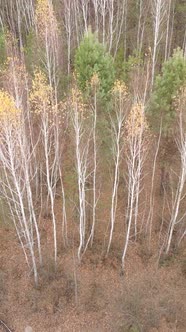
74,29,115,99
24,30,42,74
0,29,6,66
115,48,143,83
149,48,186,133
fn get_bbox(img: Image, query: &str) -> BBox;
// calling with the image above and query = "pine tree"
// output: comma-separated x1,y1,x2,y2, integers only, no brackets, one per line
0,29,6,65
74,29,115,100
149,48,186,133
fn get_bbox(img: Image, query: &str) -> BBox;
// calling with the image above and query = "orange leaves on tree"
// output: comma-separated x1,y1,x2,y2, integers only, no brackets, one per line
112,80,130,136
125,102,148,138
0,90,20,125
71,87,85,112
29,69,52,114
2,57,28,106
112,80,128,100
112,81,130,121
90,73,100,89
30,69,69,128
35,0,58,40
64,84,87,120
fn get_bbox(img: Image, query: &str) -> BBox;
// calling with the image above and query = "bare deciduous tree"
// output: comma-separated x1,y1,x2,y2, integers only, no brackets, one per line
70,86,92,261
122,100,148,271
151,0,167,86
0,91,41,286
107,80,129,254
35,0,60,97
63,0,74,75
29,70,60,267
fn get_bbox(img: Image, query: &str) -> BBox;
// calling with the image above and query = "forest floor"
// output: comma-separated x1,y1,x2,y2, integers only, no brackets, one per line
0,209,186,332
0,146,186,332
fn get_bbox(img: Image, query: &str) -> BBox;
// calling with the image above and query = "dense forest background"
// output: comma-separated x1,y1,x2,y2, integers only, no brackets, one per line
0,1,186,331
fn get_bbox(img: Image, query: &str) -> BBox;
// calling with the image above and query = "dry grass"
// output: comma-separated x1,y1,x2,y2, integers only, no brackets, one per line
27,259,78,316
114,270,186,332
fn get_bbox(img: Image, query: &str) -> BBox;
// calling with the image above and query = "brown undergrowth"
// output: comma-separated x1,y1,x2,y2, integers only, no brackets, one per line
0,146,186,332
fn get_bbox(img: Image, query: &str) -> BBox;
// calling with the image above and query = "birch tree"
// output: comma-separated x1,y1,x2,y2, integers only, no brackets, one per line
0,0,35,52
98,0,108,46
151,0,167,86
96,0,126,55
63,0,74,75
2,55,28,110
136,0,150,55
111,0,127,57
107,80,129,254
70,86,91,261
164,0,174,61
91,0,99,33
122,101,148,271
35,0,59,96
0,91,41,285
20,0,35,32
1,36,45,217
87,74,99,247
79,0,90,33
29,70,59,267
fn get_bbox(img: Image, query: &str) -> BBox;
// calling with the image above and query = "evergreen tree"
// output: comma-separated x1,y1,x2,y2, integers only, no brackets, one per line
74,29,115,99
149,48,186,133
0,29,6,66
114,48,142,83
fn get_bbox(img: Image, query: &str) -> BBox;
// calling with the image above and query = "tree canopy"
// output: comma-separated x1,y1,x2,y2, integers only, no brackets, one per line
74,30,115,99
149,48,186,133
